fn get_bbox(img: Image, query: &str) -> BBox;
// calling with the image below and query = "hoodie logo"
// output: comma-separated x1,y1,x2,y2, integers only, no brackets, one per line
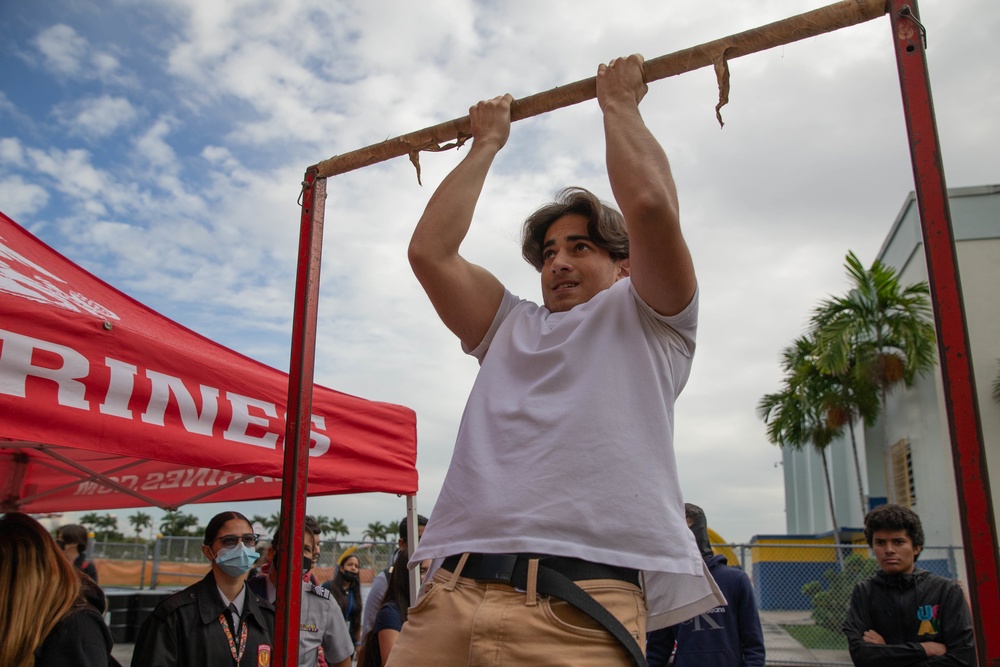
916,604,940,635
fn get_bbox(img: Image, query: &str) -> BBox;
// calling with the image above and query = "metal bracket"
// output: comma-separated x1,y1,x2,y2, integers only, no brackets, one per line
898,5,928,49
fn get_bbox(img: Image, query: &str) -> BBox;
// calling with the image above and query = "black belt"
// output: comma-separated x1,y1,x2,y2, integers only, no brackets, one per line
441,553,646,667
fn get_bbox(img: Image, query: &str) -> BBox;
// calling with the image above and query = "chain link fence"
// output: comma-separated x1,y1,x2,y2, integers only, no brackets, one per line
87,536,396,589
721,541,965,665
85,536,966,664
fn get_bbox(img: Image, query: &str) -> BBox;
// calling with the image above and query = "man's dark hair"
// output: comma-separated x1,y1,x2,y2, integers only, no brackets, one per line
304,515,321,538
57,524,89,549
274,515,321,544
203,511,252,545
521,187,629,270
399,514,428,542
864,504,925,555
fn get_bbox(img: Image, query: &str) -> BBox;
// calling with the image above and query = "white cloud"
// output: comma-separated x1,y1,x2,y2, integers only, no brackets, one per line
35,24,88,76
0,138,26,166
0,175,50,218
59,95,138,138
134,117,178,167
4,0,998,545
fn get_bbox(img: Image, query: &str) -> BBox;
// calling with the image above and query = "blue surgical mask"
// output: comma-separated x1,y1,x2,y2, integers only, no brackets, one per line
215,542,260,577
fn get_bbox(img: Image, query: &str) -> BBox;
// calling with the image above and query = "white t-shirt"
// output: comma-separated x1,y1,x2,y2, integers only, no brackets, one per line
411,278,724,629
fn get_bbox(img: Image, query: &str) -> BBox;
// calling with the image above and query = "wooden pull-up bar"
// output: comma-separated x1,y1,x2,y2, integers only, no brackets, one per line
314,0,887,179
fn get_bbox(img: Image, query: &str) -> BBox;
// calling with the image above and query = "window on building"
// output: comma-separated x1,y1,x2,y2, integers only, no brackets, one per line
887,438,916,507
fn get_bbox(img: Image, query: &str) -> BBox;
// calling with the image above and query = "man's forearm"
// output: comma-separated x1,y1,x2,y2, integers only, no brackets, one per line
603,99,678,229
597,55,694,315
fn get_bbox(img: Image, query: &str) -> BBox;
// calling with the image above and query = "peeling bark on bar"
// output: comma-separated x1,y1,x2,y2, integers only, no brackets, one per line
314,0,886,178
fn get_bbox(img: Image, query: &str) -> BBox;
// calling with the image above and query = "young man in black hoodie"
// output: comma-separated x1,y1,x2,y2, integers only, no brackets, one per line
843,504,975,666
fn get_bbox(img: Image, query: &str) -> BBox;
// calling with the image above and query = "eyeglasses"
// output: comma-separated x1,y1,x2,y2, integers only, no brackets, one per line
213,533,259,548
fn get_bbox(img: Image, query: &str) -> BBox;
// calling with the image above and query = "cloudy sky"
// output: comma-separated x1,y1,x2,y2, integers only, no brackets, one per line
2,0,997,543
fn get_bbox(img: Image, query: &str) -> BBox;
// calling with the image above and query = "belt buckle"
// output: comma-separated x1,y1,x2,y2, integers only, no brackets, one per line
478,553,520,584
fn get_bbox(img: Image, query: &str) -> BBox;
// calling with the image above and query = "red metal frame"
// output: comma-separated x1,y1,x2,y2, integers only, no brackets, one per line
275,5,1000,664
889,2,1000,663
275,168,327,664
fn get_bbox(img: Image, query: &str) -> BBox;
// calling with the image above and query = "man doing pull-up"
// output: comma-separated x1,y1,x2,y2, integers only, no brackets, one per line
394,54,722,667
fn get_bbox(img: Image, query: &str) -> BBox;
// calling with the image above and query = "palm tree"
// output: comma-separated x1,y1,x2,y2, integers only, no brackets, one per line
386,520,401,540
160,510,200,536
363,521,389,542
808,326,881,517
250,515,271,536
314,515,350,538
128,511,153,543
812,251,937,510
813,252,936,385
93,513,119,541
79,512,101,530
758,336,844,537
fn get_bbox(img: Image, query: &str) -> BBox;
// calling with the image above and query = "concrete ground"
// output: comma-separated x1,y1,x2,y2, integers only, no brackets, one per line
760,610,852,666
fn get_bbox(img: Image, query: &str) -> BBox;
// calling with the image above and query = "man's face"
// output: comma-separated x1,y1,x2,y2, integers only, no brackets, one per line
397,523,426,552
303,532,319,567
540,214,628,313
871,528,921,575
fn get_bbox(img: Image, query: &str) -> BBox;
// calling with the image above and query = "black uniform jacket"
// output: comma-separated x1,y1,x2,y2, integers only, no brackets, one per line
132,571,275,667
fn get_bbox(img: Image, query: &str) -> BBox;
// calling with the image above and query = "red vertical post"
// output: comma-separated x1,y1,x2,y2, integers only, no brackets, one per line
888,2,1000,663
274,168,327,665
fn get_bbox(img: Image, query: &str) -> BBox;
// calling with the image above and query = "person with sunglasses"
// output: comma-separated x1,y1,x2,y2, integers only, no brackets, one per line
133,511,276,667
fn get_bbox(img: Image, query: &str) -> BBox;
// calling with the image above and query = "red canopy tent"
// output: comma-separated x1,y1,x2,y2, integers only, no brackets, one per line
0,209,418,513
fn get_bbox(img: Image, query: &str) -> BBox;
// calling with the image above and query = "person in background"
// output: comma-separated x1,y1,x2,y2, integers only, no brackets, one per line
646,503,765,667
359,549,421,667
132,511,275,667
324,552,363,646
56,523,98,582
361,514,428,640
1,512,116,667
247,517,353,667
842,504,975,667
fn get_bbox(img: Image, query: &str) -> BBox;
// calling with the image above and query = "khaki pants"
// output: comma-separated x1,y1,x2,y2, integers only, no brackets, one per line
385,557,647,667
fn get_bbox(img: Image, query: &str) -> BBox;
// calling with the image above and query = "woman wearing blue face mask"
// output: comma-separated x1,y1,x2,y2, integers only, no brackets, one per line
133,511,276,667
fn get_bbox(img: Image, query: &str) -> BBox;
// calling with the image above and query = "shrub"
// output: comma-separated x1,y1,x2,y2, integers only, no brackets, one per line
801,551,878,633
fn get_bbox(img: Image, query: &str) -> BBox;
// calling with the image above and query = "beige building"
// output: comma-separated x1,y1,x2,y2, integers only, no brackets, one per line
782,184,1000,572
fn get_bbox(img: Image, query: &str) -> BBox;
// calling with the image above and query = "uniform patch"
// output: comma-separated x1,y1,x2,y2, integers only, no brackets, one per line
309,584,331,600
300,623,319,633
257,644,271,666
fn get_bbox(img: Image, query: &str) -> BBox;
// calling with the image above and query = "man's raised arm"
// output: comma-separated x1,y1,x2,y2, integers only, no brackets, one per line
408,95,511,350
598,54,696,316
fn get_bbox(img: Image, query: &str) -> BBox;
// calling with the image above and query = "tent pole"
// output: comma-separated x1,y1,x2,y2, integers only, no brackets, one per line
888,2,1000,663
275,168,327,665
406,494,419,601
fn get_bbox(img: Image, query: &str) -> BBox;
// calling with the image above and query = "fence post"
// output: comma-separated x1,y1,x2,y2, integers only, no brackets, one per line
151,537,161,590
139,543,148,590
